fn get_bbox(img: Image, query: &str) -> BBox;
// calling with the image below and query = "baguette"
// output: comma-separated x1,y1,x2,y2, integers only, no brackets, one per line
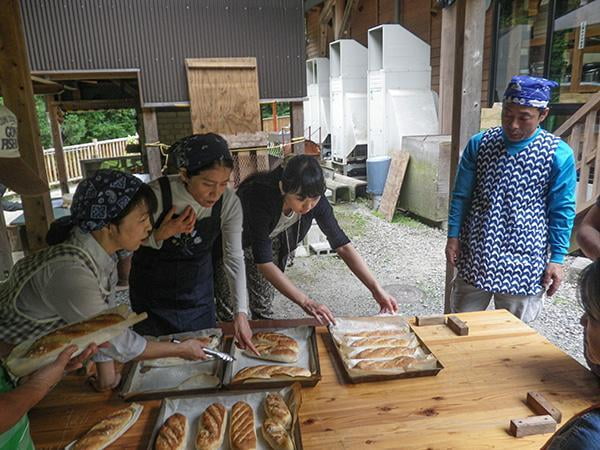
195,403,227,450
261,418,294,450
349,337,410,348
264,393,292,429
354,356,415,371
25,313,124,358
252,332,299,353
72,403,138,450
230,401,256,450
155,413,188,450
232,365,311,383
243,343,299,363
352,346,414,359
343,329,405,338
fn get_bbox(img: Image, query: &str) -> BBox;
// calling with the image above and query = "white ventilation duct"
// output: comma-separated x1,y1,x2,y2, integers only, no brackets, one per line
330,39,368,165
367,24,439,159
304,58,331,145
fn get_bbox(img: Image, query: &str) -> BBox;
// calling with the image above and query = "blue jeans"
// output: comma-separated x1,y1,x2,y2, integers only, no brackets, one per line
547,409,600,449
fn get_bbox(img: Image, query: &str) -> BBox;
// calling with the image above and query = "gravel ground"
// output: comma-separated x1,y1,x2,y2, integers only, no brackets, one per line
271,200,587,367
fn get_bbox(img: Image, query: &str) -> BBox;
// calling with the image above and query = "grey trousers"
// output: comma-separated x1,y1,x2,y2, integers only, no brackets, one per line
450,277,544,323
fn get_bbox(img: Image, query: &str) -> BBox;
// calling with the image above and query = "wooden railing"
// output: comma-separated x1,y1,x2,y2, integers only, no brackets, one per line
43,136,136,185
555,91,600,215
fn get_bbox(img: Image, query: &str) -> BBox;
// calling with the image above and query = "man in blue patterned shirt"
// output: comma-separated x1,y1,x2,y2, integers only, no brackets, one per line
445,75,576,323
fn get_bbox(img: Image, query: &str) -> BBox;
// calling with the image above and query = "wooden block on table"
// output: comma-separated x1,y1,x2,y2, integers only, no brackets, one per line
527,392,562,423
447,316,469,336
415,315,446,326
509,415,557,437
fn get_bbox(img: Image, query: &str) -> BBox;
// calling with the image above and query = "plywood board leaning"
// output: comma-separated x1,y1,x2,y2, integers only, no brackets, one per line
447,315,469,336
527,392,562,423
186,57,261,135
509,415,557,437
378,151,410,222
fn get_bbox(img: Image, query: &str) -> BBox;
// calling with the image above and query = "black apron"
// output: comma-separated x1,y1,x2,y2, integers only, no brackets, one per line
130,176,222,336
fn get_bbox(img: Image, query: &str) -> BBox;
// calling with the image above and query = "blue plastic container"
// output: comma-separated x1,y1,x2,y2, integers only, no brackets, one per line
366,156,392,195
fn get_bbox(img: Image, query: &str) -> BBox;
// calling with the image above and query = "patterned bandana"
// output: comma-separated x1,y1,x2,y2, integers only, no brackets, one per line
70,169,143,232
170,133,232,173
503,75,559,108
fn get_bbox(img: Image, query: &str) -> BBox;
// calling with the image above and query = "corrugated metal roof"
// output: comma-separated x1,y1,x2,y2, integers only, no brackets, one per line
20,0,306,106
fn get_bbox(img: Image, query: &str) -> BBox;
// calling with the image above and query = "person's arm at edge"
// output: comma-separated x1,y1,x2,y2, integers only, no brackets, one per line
578,205,600,260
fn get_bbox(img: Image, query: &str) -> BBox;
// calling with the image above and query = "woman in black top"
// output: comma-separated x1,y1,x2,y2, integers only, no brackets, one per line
215,155,398,324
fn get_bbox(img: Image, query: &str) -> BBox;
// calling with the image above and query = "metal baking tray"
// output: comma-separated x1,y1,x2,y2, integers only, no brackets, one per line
223,326,321,389
120,328,226,401
326,316,443,384
147,384,304,450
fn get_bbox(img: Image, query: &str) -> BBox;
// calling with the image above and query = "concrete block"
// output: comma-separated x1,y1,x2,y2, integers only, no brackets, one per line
304,220,326,246
309,241,334,255
294,245,309,258
569,256,593,283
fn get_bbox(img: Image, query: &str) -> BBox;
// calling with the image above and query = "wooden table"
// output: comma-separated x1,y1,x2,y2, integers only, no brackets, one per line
29,310,600,449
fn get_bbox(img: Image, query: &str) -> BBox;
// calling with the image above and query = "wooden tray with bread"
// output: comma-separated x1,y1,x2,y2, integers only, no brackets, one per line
148,383,303,450
223,326,321,389
326,316,443,384
120,329,226,401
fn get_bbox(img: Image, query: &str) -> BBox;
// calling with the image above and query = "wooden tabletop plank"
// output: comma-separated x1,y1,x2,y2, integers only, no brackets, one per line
28,310,600,449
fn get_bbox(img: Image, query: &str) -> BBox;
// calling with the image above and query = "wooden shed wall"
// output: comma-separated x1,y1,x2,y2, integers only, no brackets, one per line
306,1,494,107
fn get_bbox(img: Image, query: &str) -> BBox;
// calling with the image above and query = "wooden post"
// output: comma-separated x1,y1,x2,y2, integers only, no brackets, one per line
142,109,162,180
0,0,53,253
334,0,346,39
443,0,486,313
272,102,278,132
290,102,304,154
0,208,13,281
46,99,69,195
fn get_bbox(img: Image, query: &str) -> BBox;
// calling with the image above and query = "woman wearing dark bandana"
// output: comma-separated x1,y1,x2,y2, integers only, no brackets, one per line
0,170,208,391
129,134,256,354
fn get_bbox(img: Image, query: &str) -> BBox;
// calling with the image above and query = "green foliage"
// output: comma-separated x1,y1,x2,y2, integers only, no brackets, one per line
260,102,291,119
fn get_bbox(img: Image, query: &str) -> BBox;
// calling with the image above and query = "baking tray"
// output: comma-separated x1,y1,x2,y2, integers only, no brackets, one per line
120,328,226,401
223,326,321,389
326,316,443,384
147,383,303,450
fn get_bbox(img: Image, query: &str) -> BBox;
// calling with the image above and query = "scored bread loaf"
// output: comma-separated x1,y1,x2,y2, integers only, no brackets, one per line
230,401,256,450
243,343,299,363
155,413,188,450
252,332,300,353
352,346,414,359
72,403,138,450
349,336,409,348
343,329,405,338
195,403,227,450
355,356,415,371
264,393,292,429
25,313,124,358
261,418,294,450
232,365,311,383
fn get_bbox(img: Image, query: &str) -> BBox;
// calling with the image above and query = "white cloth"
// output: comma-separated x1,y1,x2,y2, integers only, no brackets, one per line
144,175,249,315
269,210,300,239
450,276,544,323
15,229,147,362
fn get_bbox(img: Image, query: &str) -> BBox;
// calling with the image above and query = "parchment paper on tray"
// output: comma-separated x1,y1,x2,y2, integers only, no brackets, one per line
147,383,303,450
330,316,411,345
224,327,314,385
120,329,224,399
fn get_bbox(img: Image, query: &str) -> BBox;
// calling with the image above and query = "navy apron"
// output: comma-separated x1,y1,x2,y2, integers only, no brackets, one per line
130,176,222,336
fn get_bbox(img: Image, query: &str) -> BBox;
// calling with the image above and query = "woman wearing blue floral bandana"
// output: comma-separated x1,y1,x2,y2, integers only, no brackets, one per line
0,169,208,393
129,134,257,354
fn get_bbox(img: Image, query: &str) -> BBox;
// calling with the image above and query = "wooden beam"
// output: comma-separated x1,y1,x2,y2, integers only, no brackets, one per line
46,100,69,195
320,0,335,24
31,70,139,80
0,0,53,253
0,208,13,281
339,0,356,37
141,109,162,181
57,99,138,111
334,0,346,40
